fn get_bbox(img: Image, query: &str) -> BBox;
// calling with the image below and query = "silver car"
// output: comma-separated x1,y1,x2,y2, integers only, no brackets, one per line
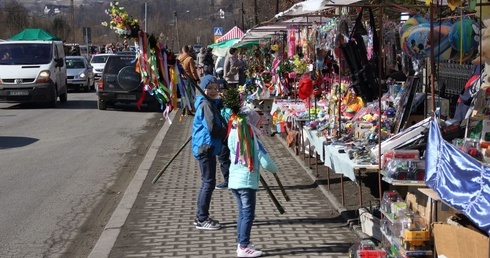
66,56,94,92
90,53,114,81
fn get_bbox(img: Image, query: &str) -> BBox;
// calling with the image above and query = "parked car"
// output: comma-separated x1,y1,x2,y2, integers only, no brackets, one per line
90,53,114,81
65,56,95,91
96,54,159,111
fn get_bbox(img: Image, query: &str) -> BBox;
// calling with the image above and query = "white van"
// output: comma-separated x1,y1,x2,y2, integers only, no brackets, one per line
0,40,68,107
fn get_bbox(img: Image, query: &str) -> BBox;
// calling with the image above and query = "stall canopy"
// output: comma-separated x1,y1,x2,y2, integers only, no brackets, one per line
275,0,362,19
216,26,245,43
209,38,239,48
236,16,330,45
210,37,259,56
8,28,61,41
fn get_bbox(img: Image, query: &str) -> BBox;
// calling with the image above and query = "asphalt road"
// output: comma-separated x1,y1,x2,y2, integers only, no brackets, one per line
0,92,163,257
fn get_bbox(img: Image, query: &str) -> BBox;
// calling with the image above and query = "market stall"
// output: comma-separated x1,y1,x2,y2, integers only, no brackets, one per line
236,0,490,257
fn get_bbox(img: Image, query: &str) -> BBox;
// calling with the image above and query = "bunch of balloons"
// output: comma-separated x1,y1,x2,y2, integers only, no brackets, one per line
399,15,480,62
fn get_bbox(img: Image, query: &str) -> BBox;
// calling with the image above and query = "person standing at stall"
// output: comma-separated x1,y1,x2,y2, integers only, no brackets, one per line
238,51,249,86
224,47,241,88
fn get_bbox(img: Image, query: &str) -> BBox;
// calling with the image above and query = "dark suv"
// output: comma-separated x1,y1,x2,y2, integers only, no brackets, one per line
96,54,159,111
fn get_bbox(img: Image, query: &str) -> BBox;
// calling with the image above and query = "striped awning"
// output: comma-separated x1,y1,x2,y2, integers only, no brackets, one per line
216,26,245,43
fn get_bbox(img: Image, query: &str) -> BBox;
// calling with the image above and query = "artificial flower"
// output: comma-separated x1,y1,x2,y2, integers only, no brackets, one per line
102,1,140,38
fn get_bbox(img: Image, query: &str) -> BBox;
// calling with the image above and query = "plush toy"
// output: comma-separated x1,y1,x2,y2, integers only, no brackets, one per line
342,90,365,119
298,74,313,100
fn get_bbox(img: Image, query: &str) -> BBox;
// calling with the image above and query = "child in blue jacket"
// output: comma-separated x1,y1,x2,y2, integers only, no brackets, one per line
192,74,227,230
227,106,278,257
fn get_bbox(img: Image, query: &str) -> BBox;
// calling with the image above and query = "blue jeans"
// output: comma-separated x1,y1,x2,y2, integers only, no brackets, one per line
231,188,256,247
218,143,230,183
196,151,217,222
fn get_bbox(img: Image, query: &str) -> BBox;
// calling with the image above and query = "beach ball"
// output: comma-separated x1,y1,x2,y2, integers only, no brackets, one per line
407,23,431,59
449,19,480,55
432,21,453,62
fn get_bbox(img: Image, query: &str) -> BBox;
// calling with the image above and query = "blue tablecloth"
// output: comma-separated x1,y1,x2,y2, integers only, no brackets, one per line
304,129,378,184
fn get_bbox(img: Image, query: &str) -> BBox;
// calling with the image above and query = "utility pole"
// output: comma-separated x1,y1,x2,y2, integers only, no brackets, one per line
241,1,244,30
144,2,148,32
174,11,180,52
71,0,76,42
254,0,258,25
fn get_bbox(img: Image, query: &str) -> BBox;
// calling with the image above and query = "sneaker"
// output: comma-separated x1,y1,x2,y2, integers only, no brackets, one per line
196,217,221,230
237,244,263,257
215,182,228,189
193,216,198,225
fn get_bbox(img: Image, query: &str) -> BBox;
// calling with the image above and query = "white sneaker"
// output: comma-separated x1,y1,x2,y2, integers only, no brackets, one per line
237,244,263,257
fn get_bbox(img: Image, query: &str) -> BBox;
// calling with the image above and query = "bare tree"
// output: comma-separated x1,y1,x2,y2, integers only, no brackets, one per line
1,0,29,39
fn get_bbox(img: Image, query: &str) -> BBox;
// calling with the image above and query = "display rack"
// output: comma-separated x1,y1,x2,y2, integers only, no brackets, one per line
381,177,427,187
380,207,433,258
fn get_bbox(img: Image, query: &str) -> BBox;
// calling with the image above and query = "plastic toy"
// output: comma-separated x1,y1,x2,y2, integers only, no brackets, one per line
381,190,403,214
397,212,431,251
348,239,386,258
384,159,425,181
394,161,425,181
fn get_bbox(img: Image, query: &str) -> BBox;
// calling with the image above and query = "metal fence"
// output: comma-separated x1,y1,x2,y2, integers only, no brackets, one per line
437,62,473,96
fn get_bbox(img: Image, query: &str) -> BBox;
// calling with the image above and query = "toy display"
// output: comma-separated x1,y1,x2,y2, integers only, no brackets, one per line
395,212,431,251
381,217,394,238
381,190,403,214
348,239,386,258
383,159,426,183
452,138,484,161
381,149,420,168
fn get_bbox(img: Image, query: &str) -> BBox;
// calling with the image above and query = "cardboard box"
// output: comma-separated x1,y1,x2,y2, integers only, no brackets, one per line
433,223,490,258
404,187,458,223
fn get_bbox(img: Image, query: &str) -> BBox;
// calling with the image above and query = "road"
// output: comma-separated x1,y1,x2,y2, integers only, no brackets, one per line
0,92,163,257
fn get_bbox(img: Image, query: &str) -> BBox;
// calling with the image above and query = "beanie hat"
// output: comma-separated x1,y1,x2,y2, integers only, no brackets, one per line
200,74,218,91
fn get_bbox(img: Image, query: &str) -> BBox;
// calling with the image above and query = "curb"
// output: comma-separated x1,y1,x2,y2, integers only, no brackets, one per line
88,111,177,258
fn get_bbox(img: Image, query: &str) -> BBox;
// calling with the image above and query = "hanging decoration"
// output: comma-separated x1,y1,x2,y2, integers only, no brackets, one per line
101,1,140,38
400,15,429,58
102,1,192,119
